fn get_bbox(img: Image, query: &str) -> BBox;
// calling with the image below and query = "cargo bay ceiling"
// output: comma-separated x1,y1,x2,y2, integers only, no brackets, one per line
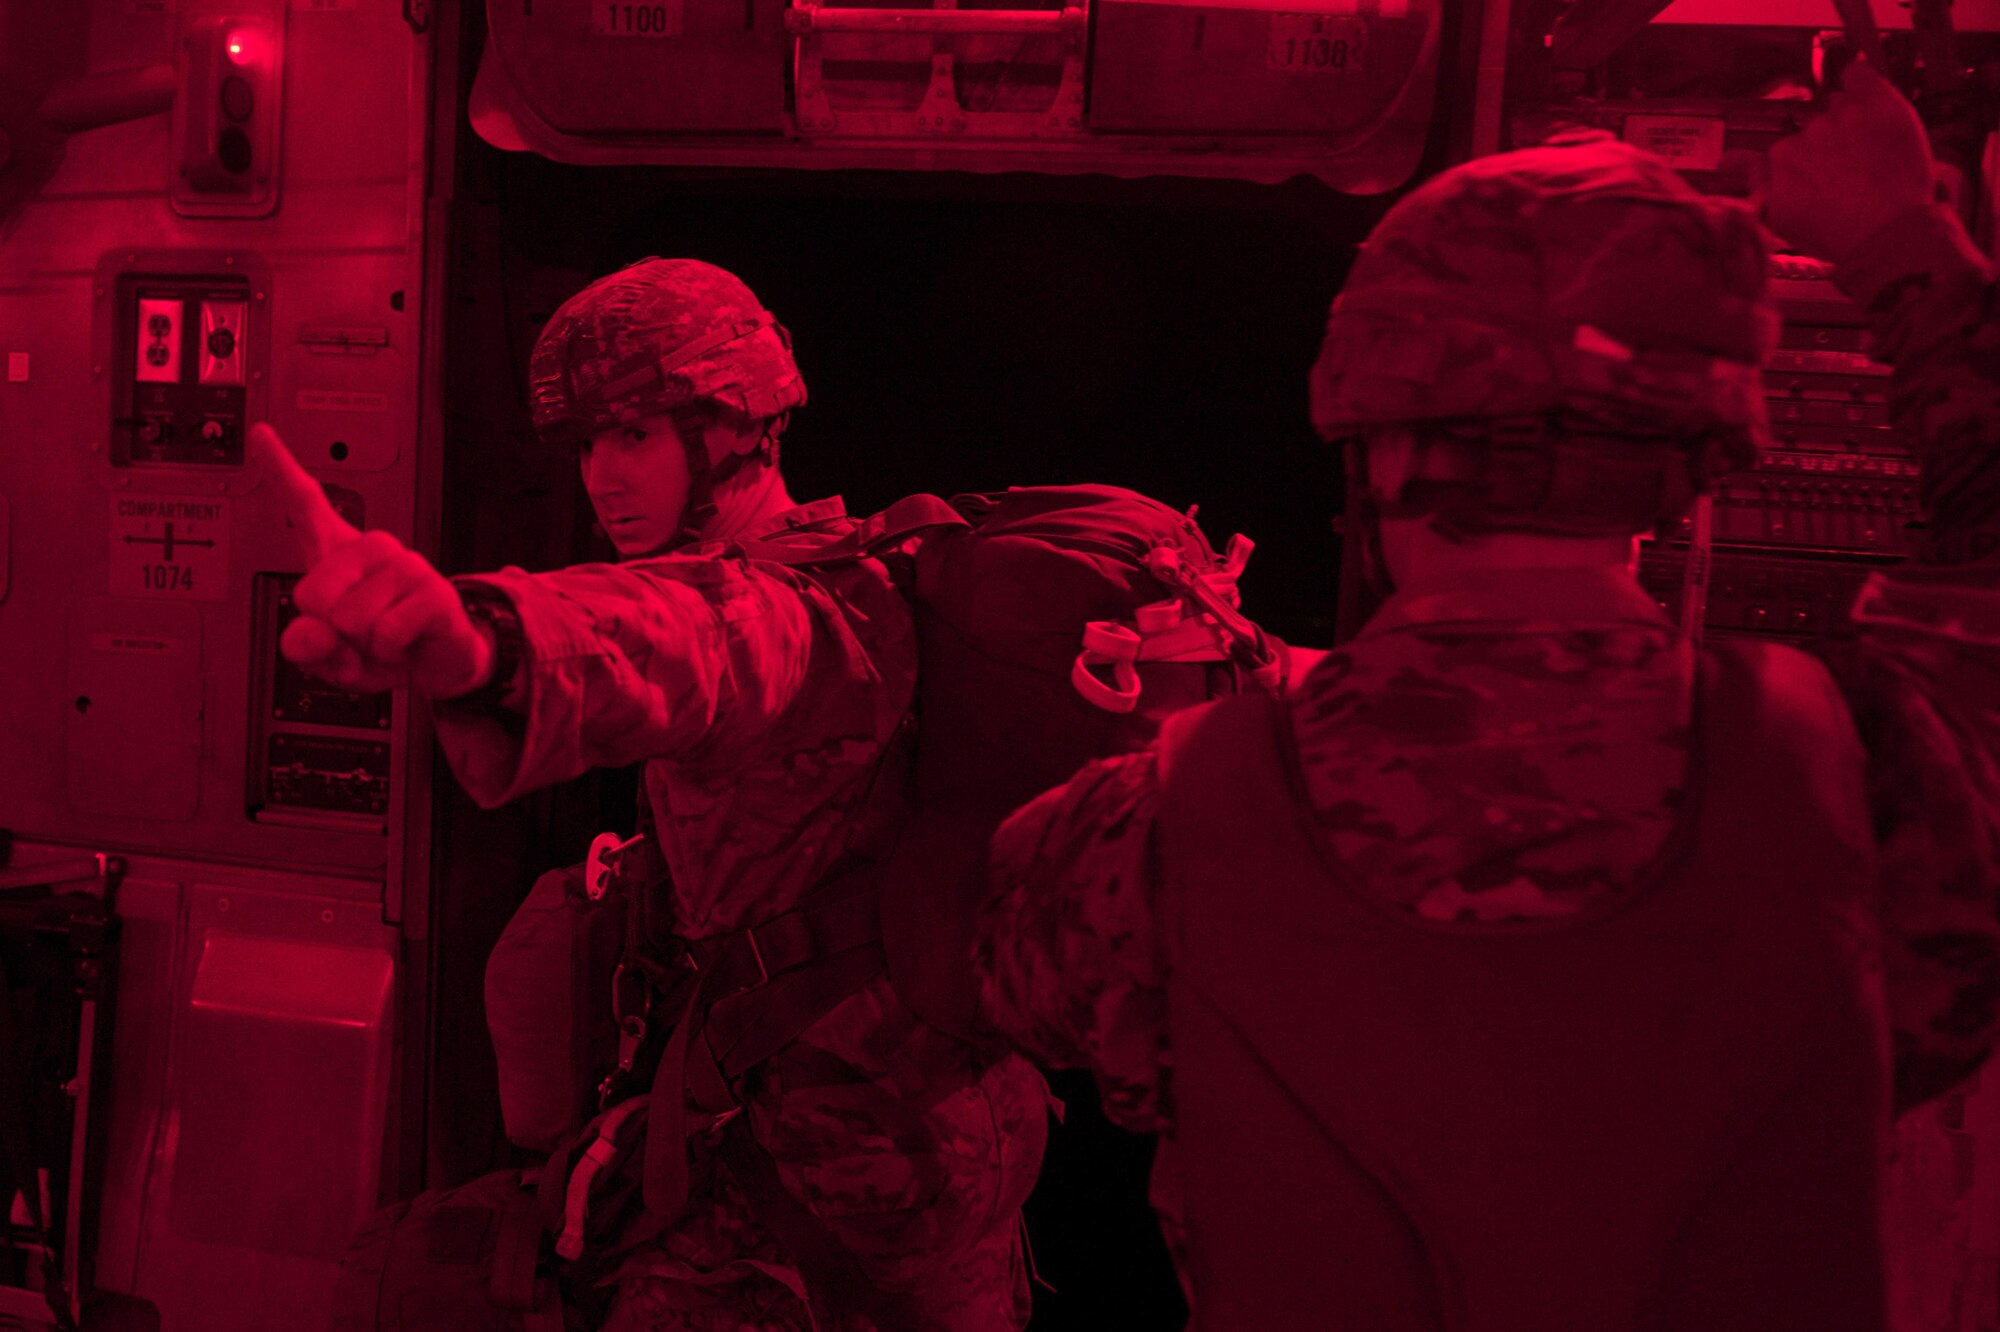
467,0,2000,190
468,0,1448,188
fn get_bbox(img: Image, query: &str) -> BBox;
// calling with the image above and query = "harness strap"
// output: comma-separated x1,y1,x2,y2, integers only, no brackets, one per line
639,970,716,1225
731,493,969,567
691,887,885,1000
639,885,890,1224
707,943,886,1077
847,492,970,553
660,940,890,1278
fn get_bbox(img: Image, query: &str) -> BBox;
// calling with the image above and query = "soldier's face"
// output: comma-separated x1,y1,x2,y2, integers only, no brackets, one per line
580,410,694,556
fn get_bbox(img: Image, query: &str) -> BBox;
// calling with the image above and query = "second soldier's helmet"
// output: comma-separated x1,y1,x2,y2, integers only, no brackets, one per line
1309,132,1780,536
528,258,807,468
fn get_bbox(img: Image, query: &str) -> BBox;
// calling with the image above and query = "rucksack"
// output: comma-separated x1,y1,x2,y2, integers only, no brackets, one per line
472,485,1283,1322
829,486,1282,1039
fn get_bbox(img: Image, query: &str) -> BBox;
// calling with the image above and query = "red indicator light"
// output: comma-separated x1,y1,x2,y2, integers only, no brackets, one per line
224,27,262,64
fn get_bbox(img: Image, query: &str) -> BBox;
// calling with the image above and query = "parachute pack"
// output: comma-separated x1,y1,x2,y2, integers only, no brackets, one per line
487,484,1282,1153
467,485,1282,1323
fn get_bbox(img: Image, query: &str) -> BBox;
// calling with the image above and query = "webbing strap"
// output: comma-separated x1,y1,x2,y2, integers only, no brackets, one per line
622,894,892,1332
640,971,715,1222
850,493,970,551
639,887,890,1224
732,493,969,568
708,944,887,1078
693,888,885,1000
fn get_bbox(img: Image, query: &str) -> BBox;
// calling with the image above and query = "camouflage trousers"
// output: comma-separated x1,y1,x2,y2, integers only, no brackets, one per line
598,1045,1048,1332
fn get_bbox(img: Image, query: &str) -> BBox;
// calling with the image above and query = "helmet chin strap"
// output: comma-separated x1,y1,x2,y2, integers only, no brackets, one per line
667,435,722,551
663,412,786,552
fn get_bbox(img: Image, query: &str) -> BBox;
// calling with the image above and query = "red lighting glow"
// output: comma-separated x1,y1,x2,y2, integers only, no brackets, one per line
224,27,262,64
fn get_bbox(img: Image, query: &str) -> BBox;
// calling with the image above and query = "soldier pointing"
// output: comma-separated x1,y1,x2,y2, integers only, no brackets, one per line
272,259,1049,1332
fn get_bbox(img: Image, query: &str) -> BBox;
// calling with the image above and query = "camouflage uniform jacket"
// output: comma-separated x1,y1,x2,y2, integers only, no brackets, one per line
976,203,2000,1261
434,498,1047,1331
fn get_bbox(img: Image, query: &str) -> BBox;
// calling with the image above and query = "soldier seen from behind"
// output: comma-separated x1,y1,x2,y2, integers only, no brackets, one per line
976,61,2000,1329
259,259,1050,1331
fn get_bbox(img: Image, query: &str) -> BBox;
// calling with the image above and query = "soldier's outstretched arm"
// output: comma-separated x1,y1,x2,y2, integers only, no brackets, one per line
259,421,854,810
431,552,872,810
1768,63,2000,1110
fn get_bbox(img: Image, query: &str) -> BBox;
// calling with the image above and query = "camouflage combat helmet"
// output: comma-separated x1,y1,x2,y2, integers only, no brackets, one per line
529,257,807,465
1310,132,1780,536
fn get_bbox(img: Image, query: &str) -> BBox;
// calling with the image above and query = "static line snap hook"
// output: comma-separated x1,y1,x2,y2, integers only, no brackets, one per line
585,830,644,901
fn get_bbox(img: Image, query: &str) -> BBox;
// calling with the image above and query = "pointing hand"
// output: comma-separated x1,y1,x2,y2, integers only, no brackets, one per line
253,422,493,699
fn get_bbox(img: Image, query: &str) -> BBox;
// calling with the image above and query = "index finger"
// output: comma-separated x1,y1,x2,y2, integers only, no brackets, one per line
251,422,358,563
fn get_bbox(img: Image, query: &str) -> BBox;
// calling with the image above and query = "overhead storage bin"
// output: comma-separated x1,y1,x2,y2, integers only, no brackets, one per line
480,0,792,135
471,0,1444,190
1090,0,1436,137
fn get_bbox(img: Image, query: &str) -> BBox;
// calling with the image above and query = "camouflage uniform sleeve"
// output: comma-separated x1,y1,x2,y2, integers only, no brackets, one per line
431,556,823,809
975,750,1174,1135
1822,204,2000,1109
